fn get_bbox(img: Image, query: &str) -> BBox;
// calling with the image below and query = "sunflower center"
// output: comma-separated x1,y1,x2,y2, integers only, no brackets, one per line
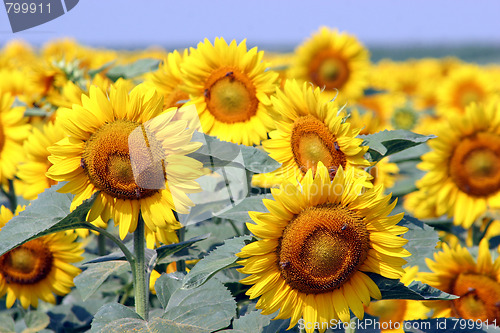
449,132,500,197
0,239,53,284
291,115,346,174
308,50,349,90
451,273,500,321
165,87,189,108
392,107,418,130
277,203,370,294
204,67,258,123
456,83,485,110
82,120,160,200
365,299,407,323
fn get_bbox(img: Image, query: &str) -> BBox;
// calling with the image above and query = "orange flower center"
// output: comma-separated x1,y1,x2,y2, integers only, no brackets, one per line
204,67,258,123
164,87,189,109
449,132,500,197
291,115,346,174
308,50,349,90
82,120,162,200
455,82,486,112
277,203,369,294
0,239,53,284
451,273,500,321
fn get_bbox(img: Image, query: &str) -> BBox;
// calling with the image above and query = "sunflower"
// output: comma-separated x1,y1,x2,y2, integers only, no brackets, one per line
252,80,371,188
364,266,429,332
369,157,399,191
46,82,205,248
0,91,31,184
436,64,497,118
415,99,500,228
0,205,83,309
420,239,500,322
144,50,190,109
17,121,65,200
238,162,409,332
287,27,370,102
180,37,279,146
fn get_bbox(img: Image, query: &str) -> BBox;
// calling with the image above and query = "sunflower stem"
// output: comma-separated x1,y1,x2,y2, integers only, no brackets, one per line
176,226,186,273
133,213,149,320
84,223,135,264
2,179,17,212
97,233,107,256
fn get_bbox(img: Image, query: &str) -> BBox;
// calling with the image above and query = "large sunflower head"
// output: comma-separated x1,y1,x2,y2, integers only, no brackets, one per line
180,37,280,146
144,49,190,109
415,99,500,228
0,205,83,309
436,64,497,118
0,91,31,184
287,27,370,102
254,79,371,188
46,82,205,248
420,239,500,321
238,163,408,331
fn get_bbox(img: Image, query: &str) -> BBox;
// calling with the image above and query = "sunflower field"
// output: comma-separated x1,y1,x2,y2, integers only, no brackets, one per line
0,26,500,333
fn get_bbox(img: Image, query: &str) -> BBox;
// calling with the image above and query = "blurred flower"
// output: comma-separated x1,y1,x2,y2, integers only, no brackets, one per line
420,239,500,322
288,27,370,102
414,99,500,228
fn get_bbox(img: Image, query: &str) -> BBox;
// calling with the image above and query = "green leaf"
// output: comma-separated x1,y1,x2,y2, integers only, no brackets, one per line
155,234,210,264
359,130,435,163
106,59,160,81
74,261,130,301
189,132,281,174
389,143,430,163
154,272,184,309
163,278,236,331
182,235,252,289
22,311,50,333
366,272,457,300
231,310,272,333
0,183,96,257
401,215,440,272
91,303,142,332
24,107,49,117
88,60,116,78
214,194,272,222
0,314,15,333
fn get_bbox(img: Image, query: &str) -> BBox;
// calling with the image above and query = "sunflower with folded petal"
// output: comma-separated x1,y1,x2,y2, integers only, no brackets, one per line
288,27,370,103
145,50,190,109
46,82,205,248
420,239,500,322
0,91,31,184
415,99,500,228
181,37,279,146
238,163,409,332
252,80,371,188
436,65,497,118
364,266,429,332
0,206,83,309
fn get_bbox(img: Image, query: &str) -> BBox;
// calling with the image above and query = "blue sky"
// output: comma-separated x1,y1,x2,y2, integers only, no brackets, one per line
1,0,499,49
